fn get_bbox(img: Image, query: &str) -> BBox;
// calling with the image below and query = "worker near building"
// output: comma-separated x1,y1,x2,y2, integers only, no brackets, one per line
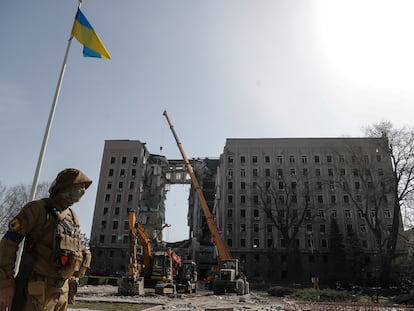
0,168,92,311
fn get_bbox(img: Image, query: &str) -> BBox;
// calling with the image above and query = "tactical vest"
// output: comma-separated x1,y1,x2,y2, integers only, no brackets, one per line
54,210,91,279
25,200,91,279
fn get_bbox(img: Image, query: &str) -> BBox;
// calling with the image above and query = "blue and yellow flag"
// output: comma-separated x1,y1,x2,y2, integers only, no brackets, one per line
71,9,111,59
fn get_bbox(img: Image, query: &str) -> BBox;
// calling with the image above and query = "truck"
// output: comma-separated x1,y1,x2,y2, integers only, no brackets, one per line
163,110,249,295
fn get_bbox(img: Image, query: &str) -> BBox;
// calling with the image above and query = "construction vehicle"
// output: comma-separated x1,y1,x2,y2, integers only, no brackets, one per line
118,210,176,295
163,110,249,295
176,259,198,293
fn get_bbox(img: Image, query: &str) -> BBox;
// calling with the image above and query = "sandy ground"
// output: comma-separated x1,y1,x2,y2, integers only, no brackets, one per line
73,284,291,310
70,284,414,311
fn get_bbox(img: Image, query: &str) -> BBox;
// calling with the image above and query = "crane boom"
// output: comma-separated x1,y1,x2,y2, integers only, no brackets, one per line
163,110,232,261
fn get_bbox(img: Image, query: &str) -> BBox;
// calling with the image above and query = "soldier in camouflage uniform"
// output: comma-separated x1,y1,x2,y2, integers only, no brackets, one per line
0,168,92,311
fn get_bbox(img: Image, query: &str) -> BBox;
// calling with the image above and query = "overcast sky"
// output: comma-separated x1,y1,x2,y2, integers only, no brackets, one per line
1,0,414,242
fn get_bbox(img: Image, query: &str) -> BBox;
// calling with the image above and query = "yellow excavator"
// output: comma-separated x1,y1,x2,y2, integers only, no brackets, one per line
163,110,249,295
118,210,176,295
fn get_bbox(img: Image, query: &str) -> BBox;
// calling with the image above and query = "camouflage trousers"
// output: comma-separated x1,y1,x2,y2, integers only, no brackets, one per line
22,279,69,311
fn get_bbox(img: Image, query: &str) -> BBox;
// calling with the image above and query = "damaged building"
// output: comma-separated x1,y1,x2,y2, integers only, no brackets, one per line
89,137,409,284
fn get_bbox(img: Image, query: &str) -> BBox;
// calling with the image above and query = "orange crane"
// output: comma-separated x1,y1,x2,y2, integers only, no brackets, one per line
163,110,249,295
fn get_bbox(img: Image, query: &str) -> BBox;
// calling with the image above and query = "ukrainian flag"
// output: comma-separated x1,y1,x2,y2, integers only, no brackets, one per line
71,9,111,59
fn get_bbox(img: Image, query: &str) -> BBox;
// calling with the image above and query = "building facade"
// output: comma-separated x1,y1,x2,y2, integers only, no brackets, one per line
89,140,170,275
214,138,408,284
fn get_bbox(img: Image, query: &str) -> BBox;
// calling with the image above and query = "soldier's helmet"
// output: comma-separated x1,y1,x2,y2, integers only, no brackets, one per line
49,168,92,196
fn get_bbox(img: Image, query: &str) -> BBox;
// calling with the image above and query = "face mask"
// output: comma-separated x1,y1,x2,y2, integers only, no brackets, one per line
58,187,85,204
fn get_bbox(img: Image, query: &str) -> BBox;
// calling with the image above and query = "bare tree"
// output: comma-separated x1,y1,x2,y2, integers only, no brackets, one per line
252,171,323,282
0,182,50,235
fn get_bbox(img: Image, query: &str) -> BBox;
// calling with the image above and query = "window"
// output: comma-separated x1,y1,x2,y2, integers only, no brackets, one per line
339,155,345,163
384,210,391,218
314,155,320,163
376,155,382,162
346,224,353,233
289,155,295,163
290,168,296,176
363,155,369,163
228,155,234,165
227,223,233,233
118,181,123,189
317,195,323,203
120,169,125,177
315,168,321,176
253,209,259,218
277,169,283,178
228,181,233,190
360,224,366,233
345,210,351,218
303,168,308,176
111,236,116,243
129,181,134,189
378,168,384,176
115,207,120,215
253,239,260,248
319,210,325,218
321,239,328,248
328,168,333,176
240,239,246,247
240,195,246,204
340,168,346,176
116,194,122,203
240,209,246,218
253,195,259,204
253,223,259,233
266,224,273,233
110,156,116,164
306,224,313,233
240,155,246,164
320,224,326,233
240,181,246,189
240,224,246,232
109,169,114,177
227,195,233,203
105,194,110,202
277,156,283,164
103,207,108,215
265,168,271,177
131,169,136,177
128,194,133,202
112,221,119,230
252,168,258,177
121,156,127,164
331,195,336,203
106,182,112,190
327,155,332,163
355,181,360,190
252,155,258,163
240,169,246,177
343,195,349,203
302,155,308,164
227,169,233,178
227,209,233,217
332,209,337,218
132,156,138,165
227,239,233,247
264,155,270,163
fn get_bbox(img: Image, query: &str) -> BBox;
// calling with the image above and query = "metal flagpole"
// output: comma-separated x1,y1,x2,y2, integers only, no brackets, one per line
15,1,81,277
29,2,81,201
